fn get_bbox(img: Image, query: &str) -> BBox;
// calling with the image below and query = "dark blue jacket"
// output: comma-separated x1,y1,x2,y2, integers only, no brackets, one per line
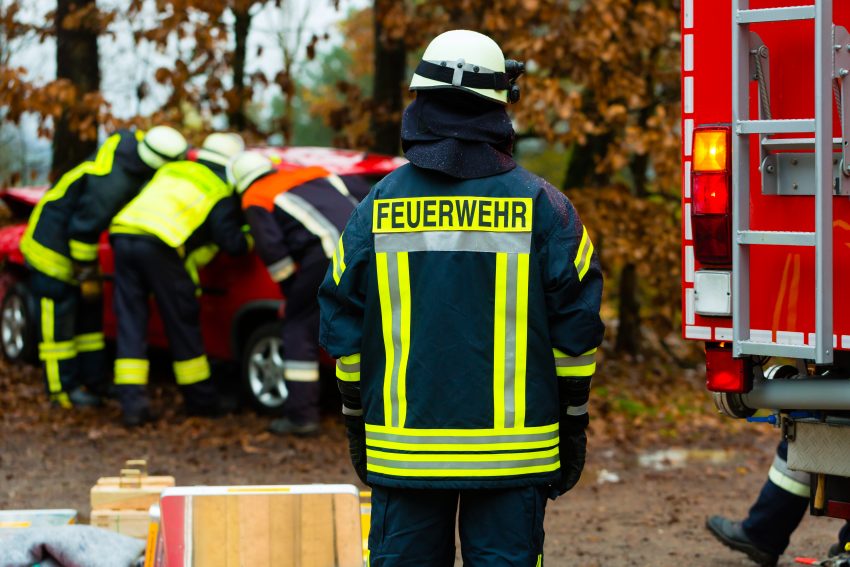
318,163,604,490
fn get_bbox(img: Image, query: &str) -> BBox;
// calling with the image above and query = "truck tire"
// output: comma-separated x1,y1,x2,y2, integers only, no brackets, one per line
240,321,289,415
0,283,37,365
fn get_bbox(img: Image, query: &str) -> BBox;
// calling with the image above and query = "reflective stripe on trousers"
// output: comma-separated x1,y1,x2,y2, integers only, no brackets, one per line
115,358,150,386
173,355,210,386
768,453,811,498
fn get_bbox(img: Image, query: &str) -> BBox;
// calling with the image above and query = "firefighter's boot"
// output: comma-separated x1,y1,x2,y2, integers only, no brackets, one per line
268,417,320,437
118,385,155,428
67,386,102,408
706,516,778,566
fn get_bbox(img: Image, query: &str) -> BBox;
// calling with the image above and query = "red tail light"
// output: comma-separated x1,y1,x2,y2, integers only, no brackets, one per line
691,126,732,265
705,342,753,393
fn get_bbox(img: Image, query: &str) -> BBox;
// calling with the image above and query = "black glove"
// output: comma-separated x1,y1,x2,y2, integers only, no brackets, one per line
344,414,368,485
73,261,102,302
548,413,588,500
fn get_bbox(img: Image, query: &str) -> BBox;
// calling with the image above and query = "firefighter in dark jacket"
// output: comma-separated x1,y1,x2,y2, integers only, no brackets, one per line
21,126,188,408
110,133,251,426
317,30,604,566
707,438,850,565
231,151,357,435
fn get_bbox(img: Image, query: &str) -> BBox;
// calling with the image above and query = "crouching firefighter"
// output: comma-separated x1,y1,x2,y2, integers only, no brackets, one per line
110,133,252,426
231,151,357,435
318,30,604,566
21,126,188,408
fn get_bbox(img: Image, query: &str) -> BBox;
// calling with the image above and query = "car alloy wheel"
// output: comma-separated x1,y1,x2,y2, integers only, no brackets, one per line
247,334,289,409
1,291,28,362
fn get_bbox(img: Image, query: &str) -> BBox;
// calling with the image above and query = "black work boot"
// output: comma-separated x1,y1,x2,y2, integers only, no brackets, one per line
117,385,155,428
268,417,320,437
706,516,779,566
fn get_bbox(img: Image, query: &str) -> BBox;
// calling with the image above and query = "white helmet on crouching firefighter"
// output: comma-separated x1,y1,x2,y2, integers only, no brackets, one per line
231,151,275,195
196,132,245,167
409,29,525,105
137,126,188,169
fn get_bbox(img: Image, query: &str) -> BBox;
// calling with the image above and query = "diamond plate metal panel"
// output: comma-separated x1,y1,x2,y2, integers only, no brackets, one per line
787,421,850,476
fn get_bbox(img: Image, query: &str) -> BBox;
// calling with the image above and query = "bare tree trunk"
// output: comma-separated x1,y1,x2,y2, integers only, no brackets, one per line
615,263,641,356
53,0,99,180
228,6,251,131
370,0,405,155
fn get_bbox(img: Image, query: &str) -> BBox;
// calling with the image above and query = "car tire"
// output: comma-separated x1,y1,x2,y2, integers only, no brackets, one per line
1,282,37,364
240,321,289,415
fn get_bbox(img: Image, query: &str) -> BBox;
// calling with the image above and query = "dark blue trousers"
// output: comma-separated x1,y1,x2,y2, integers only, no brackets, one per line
743,439,850,555
30,270,106,402
368,485,547,567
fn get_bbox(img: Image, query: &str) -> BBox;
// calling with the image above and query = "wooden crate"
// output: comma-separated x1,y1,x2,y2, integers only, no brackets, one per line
91,464,174,512
158,485,362,567
91,509,151,539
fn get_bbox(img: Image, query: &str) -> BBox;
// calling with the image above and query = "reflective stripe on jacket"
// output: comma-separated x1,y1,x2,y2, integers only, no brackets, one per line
318,164,604,490
111,161,231,248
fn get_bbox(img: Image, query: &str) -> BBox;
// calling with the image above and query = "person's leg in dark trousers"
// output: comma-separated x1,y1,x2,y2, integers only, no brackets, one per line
459,487,548,566
272,252,328,432
30,270,80,407
112,236,154,422
741,439,810,556
368,486,457,567
137,240,217,413
74,291,107,395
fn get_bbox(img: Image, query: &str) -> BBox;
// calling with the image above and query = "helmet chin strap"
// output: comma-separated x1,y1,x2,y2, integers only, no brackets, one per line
414,58,526,103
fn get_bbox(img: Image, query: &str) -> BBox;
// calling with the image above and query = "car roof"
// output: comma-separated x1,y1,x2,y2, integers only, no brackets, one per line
3,146,406,206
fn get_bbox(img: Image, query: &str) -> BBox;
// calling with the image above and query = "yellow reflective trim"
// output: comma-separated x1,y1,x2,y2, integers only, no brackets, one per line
74,332,105,353
68,239,99,262
336,367,361,382
39,340,77,361
332,247,340,285
366,446,559,463
22,134,121,281
574,226,595,282
114,358,150,386
366,438,559,453
365,423,559,436
340,353,361,364
173,355,210,385
493,252,508,429
396,252,410,428
339,235,347,273
574,227,588,268
372,197,533,233
553,347,597,358
556,363,596,377
515,253,529,428
376,252,395,426
39,298,65,394
536,554,542,567
579,240,594,281
51,392,71,408
768,464,810,498
366,461,560,478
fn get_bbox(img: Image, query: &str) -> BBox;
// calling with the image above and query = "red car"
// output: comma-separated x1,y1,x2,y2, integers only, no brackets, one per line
0,147,403,414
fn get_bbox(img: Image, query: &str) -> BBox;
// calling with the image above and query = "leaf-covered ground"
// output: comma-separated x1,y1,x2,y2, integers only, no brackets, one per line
0,358,845,566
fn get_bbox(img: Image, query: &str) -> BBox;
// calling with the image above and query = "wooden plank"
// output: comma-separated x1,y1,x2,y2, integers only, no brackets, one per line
96,476,175,487
270,490,296,567
192,496,227,567
299,494,335,567
238,495,270,567
225,495,240,567
333,493,363,567
90,485,165,511
90,509,150,539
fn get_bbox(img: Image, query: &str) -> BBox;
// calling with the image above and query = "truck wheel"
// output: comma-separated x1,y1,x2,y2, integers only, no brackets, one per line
241,321,288,415
1,283,37,364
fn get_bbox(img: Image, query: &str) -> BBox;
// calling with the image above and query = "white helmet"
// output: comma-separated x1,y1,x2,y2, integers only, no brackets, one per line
197,132,245,166
137,126,188,169
410,30,522,105
231,151,275,195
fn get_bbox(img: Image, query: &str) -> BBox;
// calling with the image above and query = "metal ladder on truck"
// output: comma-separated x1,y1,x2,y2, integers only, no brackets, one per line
732,0,850,364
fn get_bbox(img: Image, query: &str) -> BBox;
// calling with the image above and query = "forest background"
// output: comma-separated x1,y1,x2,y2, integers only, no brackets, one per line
0,0,703,439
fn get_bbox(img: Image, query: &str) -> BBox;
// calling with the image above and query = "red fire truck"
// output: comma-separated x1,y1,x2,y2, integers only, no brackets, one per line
683,0,850,521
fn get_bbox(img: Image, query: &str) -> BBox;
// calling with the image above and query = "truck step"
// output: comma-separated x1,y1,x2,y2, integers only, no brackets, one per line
737,230,816,246
736,6,815,24
761,137,843,151
736,341,816,359
736,119,815,135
